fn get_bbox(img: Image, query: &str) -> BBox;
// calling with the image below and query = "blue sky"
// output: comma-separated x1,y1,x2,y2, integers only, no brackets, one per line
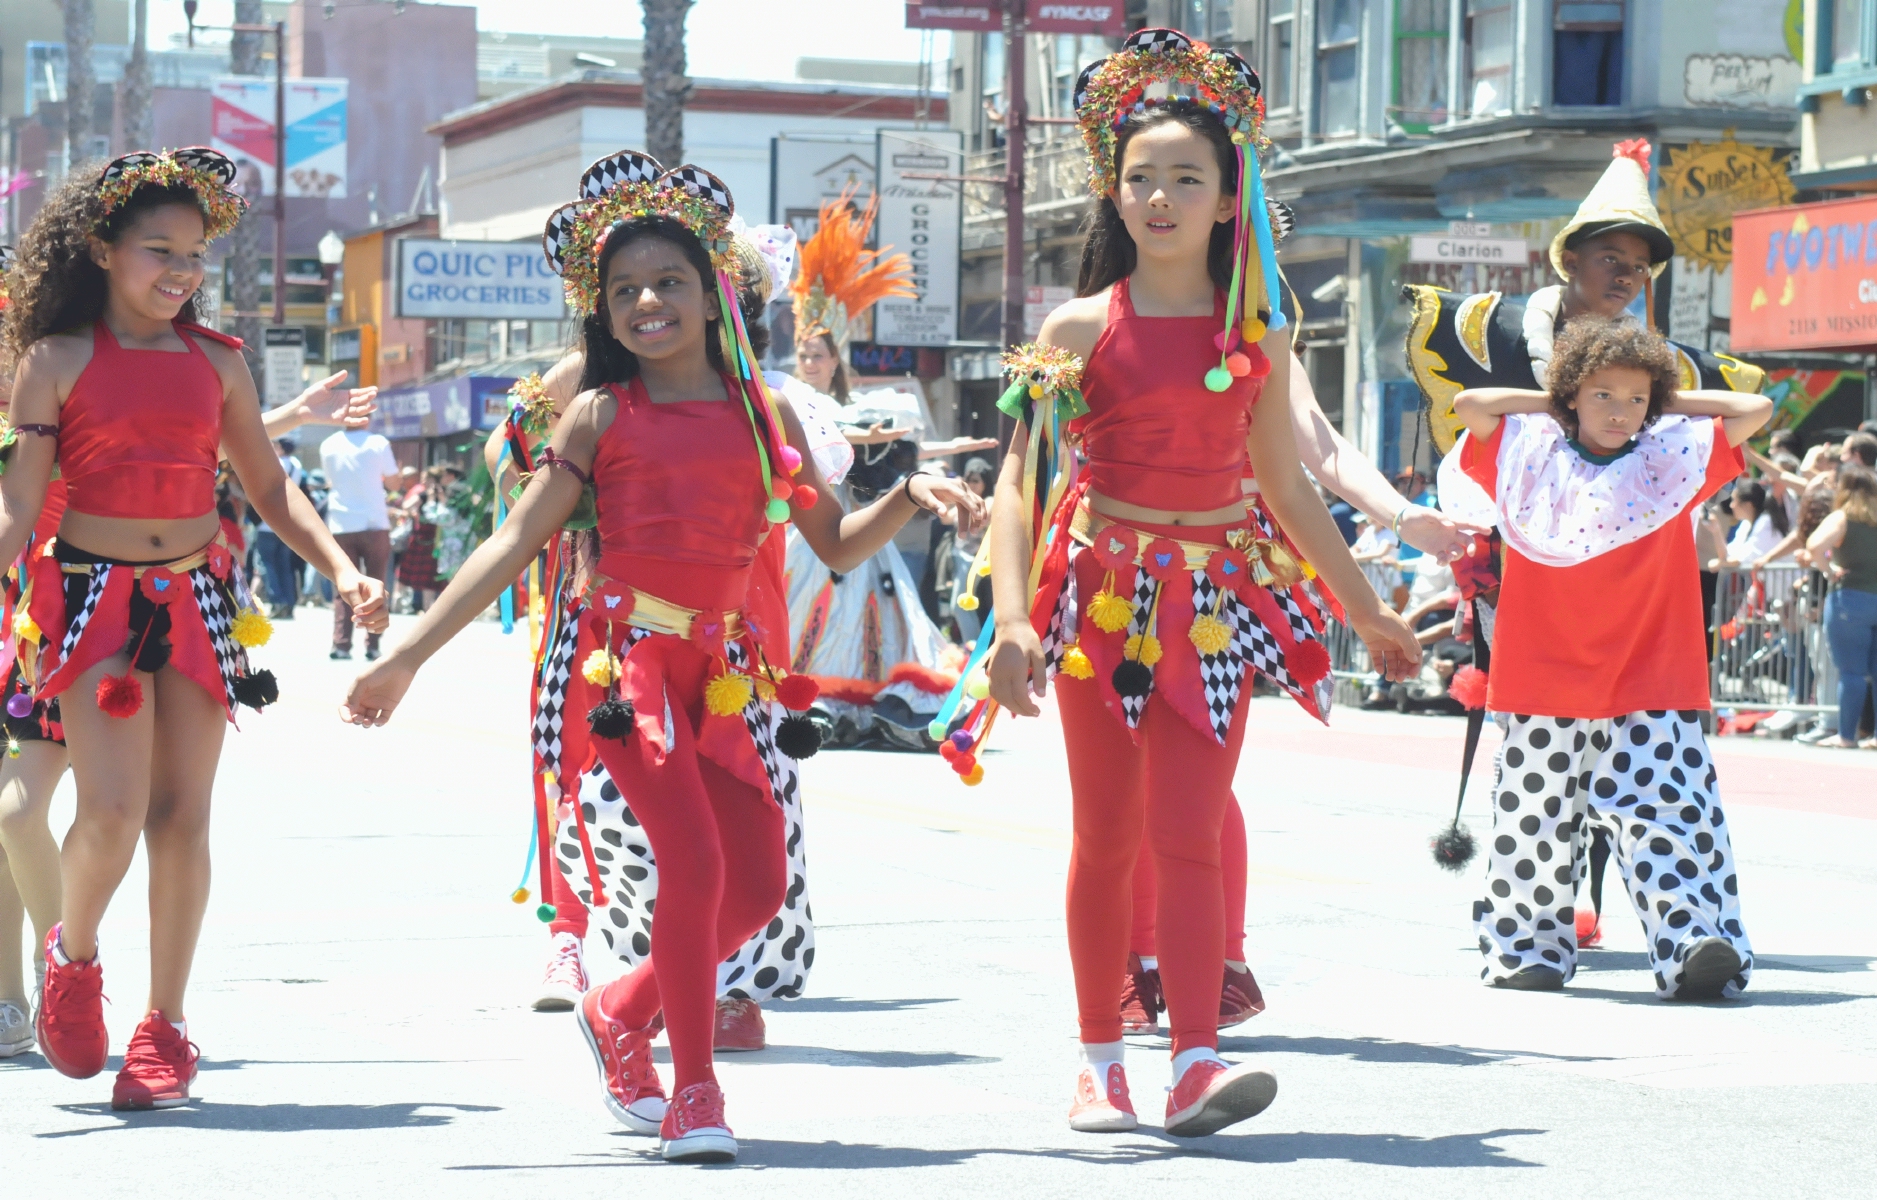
148,1,951,83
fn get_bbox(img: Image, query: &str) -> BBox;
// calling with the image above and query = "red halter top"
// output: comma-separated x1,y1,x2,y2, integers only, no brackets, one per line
59,322,227,520
1072,278,1266,512
592,377,768,613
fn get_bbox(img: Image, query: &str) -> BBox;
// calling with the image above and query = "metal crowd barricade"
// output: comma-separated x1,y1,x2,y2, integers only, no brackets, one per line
1709,564,1835,713
1323,614,1375,708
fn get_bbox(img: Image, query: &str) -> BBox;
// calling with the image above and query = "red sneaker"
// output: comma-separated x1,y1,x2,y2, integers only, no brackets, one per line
112,1014,200,1110
713,996,765,1052
1218,963,1266,1029
1068,1061,1138,1132
661,1081,738,1163
1164,1058,1278,1138
1120,953,1161,1034
532,931,588,1012
1575,908,1603,948
575,985,667,1134
35,924,108,1079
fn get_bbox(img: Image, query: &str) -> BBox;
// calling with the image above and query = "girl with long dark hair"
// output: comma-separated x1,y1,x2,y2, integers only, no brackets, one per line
341,152,981,1163
982,31,1419,1136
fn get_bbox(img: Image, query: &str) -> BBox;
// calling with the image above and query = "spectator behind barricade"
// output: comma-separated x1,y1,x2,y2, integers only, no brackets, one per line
945,457,996,643
320,427,402,660
1721,480,1790,566
1843,432,1877,471
253,436,307,619
397,466,447,615
1350,511,1404,609
1802,465,1877,749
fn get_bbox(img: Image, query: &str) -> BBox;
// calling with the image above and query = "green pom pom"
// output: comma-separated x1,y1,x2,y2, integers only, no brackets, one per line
535,903,556,923
765,497,791,522
1204,366,1234,392
926,719,949,741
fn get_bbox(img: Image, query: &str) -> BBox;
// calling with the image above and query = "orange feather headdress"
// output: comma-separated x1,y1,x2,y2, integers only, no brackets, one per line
790,187,915,354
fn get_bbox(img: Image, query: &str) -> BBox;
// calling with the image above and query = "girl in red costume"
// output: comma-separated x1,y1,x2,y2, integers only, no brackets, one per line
342,151,981,1163
0,149,387,1108
984,30,1419,1137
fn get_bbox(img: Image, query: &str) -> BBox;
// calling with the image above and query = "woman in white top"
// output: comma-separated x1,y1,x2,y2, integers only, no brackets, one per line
1721,480,1790,567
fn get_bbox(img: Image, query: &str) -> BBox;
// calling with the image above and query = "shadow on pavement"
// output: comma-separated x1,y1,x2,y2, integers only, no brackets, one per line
772,996,959,1014
1561,986,1872,1007
728,1046,997,1068
447,1127,1546,1171
37,1101,500,1136
1216,1034,1610,1068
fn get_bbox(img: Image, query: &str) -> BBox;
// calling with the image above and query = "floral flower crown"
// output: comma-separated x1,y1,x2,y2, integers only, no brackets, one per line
0,244,13,310
542,151,736,315
1073,28,1266,197
97,148,248,240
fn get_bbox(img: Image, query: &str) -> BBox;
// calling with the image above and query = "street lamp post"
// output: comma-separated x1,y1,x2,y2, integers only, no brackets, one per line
187,4,288,327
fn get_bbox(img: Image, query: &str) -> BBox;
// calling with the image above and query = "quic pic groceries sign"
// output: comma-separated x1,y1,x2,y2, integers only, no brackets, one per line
1730,195,1877,353
396,239,567,321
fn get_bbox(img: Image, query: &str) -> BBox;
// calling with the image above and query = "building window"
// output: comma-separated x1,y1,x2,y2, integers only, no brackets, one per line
1829,0,1875,71
1464,0,1514,117
982,33,1005,148
1317,0,1364,136
1183,0,1236,41
1553,1,1624,105
1269,0,1296,110
1393,0,1450,131
1049,34,1110,116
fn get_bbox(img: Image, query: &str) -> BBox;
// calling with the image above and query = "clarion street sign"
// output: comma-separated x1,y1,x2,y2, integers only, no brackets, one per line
1409,234,1530,264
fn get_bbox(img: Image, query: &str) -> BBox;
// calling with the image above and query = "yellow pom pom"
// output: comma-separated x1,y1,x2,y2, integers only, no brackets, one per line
12,611,40,644
511,887,531,904
704,671,755,717
755,676,778,703
1124,633,1163,667
1060,644,1094,679
975,559,992,577
956,593,979,612
965,669,991,701
1086,588,1135,633
1188,613,1232,656
962,763,985,786
1301,560,1318,581
231,608,273,648
1242,316,1267,342
581,649,620,686
1028,383,1045,400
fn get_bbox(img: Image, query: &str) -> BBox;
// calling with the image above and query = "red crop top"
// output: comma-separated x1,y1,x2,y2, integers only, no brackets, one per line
59,322,228,520
591,377,768,613
1071,278,1266,512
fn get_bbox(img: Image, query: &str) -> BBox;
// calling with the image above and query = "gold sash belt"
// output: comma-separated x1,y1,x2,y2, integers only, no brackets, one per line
1069,501,1306,589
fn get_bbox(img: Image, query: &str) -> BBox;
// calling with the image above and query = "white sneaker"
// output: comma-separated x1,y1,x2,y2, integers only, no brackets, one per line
0,1001,33,1057
532,932,588,1012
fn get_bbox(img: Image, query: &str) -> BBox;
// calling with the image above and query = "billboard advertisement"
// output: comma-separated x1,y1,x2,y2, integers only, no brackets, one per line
396,239,566,321
211,77,348,199
873,128,963,347
1730,195,1877,353
370,376,517,441
770,134,876,240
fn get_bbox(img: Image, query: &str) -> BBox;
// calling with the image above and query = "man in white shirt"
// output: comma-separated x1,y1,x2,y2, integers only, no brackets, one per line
320,428,403,660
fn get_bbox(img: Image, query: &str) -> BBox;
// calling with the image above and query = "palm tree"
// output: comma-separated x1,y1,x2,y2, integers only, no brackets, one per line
122,0,153,151
61,0,96,164
641,0,693,167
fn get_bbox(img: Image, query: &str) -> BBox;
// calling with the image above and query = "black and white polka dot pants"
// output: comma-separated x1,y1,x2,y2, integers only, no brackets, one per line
1473,710,1753,999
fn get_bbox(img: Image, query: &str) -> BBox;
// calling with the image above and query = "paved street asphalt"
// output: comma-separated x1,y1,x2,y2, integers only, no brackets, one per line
3,606,1874,1198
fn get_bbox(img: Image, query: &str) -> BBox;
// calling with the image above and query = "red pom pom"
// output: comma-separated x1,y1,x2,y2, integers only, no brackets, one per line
1286,637,1331,685
775,673,819,711
951,751,977,775
938,740,959,762
792,485,820,510
1226,351,1252,378
1448,664,1489,710
770,477,795,502
96,672,144,718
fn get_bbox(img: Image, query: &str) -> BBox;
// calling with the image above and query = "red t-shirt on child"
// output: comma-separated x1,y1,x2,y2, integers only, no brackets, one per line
1461,416,1742,719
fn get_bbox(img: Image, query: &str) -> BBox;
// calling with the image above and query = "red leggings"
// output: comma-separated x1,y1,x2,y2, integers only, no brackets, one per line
1059,673,1248,1057
547,849,589,939
1131,796,1247,963
593,644,786,1090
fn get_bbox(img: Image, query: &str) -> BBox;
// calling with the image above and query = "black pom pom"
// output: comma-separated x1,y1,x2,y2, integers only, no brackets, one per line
1111,659,1153,698
1431,823,1476,872
133,635,173,674
774,712,821,760
231,668,279,710
587,696,636,740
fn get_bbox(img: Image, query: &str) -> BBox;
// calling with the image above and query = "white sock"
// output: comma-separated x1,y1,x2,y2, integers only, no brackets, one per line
48,934,76,967
1224,960,1249,973
1138,956,1158,971
1171,1046,1227,1085
1080,1040,1125,1069
168,1018,187,1039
